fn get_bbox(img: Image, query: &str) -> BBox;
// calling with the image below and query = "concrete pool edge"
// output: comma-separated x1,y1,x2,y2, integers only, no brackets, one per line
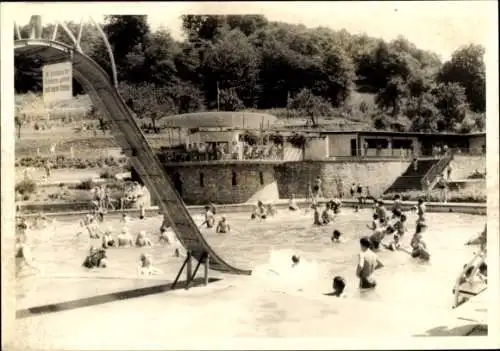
17,198,486,218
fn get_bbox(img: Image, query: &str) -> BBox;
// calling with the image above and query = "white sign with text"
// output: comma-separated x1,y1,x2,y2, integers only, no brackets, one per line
42,61,73,103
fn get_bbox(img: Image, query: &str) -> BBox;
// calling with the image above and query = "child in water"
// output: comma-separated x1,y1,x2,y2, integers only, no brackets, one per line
202,205,216,228
414,198,426,225
138,253,162,275
121,213,132,224
101,230,116,249
251,201,267,220
216,217,231,233
331,276,347,297
331,229,342,243
135,230,152,247
356,236,384,289
313,205,323,226
394,214,407,236
117,228,134,247
367,213,380,231
288,194,299,211
267,202,277,217
391,194,402,214
382,234,401,251
409,223,430,261
159,227,171,244
291,255,300,268
82,246,108,269
321,203,333,224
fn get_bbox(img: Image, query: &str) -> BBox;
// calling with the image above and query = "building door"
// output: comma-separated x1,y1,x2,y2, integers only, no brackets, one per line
350,139,357,156
173,172,183,197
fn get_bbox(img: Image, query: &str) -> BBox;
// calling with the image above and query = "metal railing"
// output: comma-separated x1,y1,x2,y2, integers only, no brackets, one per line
421,155,453,190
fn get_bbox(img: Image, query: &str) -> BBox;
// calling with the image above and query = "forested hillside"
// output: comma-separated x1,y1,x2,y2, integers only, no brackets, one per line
15,15,486,133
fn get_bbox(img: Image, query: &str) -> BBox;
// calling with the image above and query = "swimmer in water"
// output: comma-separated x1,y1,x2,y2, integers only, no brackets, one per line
313,204,323,226
356,237,384,289
101,230,116,249
367,213,380,231
409,227,430,261
331,229,342,243
159,226,171,244
201,205,216,228
321,203,333,224
382,234,401,251
15,235,39,276
82,246,108,269
291,255,300,268
135,230,152,247
216,217,231,233
138,253,162,275
288,194,299,211
121,212,132,224
374,200,388,222
117,228,134,247
267,202,277,217
331,276,347,297
160,214,171,233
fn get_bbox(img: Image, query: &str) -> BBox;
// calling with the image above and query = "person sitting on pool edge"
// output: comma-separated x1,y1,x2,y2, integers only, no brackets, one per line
83,246,108,269
216,217,231,233
356,236,384,289
251,201,267,220
288,194,299,211
331,276,347,297
135,230,152,247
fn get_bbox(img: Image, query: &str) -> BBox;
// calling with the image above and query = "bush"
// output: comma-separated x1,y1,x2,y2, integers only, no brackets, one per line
75,178,95,190
287,133,307,148
15,179,37,195
383,183,486,203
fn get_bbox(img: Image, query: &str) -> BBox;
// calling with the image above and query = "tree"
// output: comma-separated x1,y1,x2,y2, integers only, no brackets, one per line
200,28,260,108
375,76,408,117
289,88,333,126
438,44,485,112
218,88,244,111
322,47,356,106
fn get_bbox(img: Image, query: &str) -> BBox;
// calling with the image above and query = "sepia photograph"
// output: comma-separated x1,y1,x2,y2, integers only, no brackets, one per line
1,1,499,350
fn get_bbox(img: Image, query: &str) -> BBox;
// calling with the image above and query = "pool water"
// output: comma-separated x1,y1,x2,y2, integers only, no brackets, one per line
13,208,486,346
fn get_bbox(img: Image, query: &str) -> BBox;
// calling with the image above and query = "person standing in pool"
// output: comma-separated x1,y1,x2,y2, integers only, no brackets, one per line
356,236,384,289
414,198,426,225
216,217,231,233
251,201,268,220
313,176,323,199
201,205,216,228
374,200,388,222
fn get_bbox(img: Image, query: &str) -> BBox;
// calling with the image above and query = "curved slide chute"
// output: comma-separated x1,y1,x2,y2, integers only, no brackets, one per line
15,39,251,276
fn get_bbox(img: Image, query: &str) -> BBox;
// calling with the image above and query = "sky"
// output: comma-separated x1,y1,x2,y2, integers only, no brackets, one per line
6,1,497,62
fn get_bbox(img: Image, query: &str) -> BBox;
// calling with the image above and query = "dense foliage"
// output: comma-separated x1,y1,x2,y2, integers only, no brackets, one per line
14,15,486,133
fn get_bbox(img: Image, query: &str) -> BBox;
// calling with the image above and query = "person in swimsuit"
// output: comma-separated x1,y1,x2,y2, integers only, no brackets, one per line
101,230,116,249
135,230,152,247
313,176,323,198
202,205,216,228
82,247,108,269
383,234,401,251
15,235,39,276
117,228,134,247
331,229,342,243
374,200,388,222
216,217,231,233
267,202,277,217
331,276,347,297
414,198,426,225
251,201,267,220
288,193,299,211
367,213,380,231
138,253,162,275
391,194,402,214
121,213,132,224
356,237,384,289
313,204,323,226
321,203,333,224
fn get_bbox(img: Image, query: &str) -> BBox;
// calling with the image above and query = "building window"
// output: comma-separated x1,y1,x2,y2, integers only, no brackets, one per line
259,171,264,185
199,172,204,187
232,171,237,186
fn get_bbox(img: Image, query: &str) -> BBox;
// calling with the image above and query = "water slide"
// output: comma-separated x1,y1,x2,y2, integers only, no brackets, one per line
15,39,251,276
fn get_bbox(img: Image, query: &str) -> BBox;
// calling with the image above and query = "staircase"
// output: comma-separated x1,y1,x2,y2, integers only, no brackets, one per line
383,158,442,194
421,155,453,190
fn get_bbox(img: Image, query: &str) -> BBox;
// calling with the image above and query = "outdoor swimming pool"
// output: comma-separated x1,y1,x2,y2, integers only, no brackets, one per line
13,208,486,348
